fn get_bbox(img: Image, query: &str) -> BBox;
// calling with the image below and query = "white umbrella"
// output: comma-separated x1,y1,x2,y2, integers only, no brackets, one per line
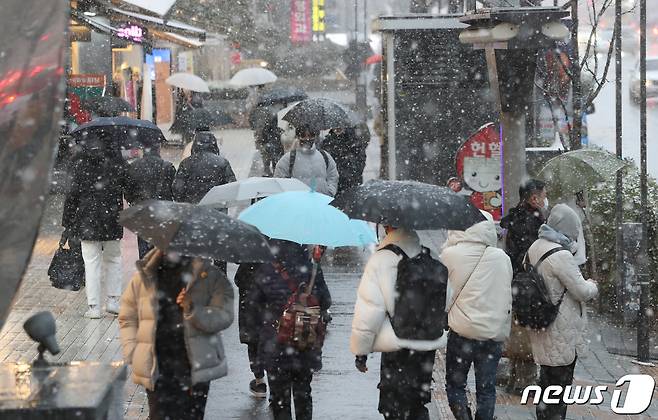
166,73,210,92
199,177,310,207
230,68,277,87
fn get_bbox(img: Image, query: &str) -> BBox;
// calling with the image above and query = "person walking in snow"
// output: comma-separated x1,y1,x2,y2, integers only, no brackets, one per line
441,211,513,420
118,249,234,420
62,132,127,318
526,204,598,420
351,226,447,420
274,125,339,196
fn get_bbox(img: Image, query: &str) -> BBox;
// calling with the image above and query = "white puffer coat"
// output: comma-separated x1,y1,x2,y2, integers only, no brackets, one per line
350,229,445,355
440,215,513,342
526,238,598,367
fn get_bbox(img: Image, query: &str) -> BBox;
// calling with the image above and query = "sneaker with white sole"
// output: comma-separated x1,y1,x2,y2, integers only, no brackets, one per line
84,305,102,319
106,297,120,315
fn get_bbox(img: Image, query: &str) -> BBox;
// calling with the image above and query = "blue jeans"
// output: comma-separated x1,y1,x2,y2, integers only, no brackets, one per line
445,331,503,420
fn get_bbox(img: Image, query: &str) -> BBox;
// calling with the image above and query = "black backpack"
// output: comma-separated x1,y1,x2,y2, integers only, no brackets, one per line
512,246,569,330
382,245,449,341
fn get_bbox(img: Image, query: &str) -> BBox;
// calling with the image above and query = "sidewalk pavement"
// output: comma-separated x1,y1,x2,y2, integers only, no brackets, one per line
2,123,658,419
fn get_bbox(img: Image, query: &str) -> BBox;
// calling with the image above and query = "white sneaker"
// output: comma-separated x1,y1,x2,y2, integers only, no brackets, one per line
106,297,120,315
84,305,102,319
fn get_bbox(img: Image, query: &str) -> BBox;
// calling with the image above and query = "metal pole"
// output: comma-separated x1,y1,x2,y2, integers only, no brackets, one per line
615,0,625,319
570,0,582,150
637,0,651,363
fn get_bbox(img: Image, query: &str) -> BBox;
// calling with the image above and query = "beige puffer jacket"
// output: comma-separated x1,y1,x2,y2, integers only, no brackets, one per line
118,249,234,391
526,238,598,367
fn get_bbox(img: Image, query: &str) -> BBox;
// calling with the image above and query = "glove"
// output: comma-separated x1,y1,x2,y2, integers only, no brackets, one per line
355,355,368,373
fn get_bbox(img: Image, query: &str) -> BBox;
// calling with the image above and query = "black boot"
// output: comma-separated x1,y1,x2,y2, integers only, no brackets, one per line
449,404,474,420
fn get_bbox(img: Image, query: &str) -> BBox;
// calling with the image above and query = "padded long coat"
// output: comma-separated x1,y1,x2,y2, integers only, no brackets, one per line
118,249,234,391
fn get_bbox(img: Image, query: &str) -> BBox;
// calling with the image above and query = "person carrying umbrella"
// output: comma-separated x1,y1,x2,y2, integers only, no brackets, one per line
273,125,339,196
117,201,270,420
320,123,369,198
62,131,128,318
245,239,332,420
350,225,446,420
124,142,176,259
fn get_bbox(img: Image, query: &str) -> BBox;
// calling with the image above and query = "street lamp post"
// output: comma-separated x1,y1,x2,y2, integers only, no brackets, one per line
637,0,651,363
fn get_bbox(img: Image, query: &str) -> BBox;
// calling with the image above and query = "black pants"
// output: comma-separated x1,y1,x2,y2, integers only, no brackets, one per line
248,342,264,379
378,348,436,420
536,358,577,420
147,377,210,420
267,367,313,420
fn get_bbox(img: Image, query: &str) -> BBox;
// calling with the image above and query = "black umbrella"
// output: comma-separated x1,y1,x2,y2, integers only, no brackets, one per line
257,86,308,107
282,98,360,131
82,96,135,116
70,116,165,149
119,200,273,263
333,180,486,230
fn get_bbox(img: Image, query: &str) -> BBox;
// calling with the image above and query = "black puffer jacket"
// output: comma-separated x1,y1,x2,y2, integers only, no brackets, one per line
172,132,237,204
320,124,369,197
125,151,176,204
500,202,546,274
247,241,332,372
62,150,127,241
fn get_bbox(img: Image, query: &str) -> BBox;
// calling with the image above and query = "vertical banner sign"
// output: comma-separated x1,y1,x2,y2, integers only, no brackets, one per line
67,74,106,124
312,0,325,34
291,0,312,43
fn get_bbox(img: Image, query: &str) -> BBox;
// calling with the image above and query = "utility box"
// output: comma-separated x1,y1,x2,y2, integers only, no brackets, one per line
373,14,495,184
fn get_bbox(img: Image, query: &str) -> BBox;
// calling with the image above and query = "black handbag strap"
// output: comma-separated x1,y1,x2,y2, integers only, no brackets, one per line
527,246,570,305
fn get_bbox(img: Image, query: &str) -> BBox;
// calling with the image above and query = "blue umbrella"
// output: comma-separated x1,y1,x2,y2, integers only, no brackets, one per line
238,190,376,248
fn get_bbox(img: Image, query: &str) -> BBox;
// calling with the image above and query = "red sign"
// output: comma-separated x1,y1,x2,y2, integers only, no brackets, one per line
455,123,503,221
67,74,105,125
290,0,312,44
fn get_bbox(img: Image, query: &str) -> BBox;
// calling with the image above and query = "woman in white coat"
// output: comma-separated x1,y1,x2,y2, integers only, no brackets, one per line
350,226,445,420
440,211,513,420
526,204,598,420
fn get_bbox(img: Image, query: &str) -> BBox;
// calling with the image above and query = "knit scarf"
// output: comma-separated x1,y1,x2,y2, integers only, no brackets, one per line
538,224,576,253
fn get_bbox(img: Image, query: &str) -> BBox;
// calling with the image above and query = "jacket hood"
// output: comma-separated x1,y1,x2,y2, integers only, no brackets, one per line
444,211,497,248
547,203,581,242
191,131,219,155
376,228,422,258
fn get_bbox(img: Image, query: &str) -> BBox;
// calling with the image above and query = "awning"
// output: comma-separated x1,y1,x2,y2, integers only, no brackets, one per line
71,10,117,35
150,30,204,49
71,9,117,34
115,0,176,16
109,7,205,38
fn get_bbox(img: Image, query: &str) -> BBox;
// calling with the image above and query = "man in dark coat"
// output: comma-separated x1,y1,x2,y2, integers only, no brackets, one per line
172,130,237,204
500,179,548,273
246,240,332,420
499,178,549,394
62,132,127,318
125,144,176,259
260,114,284,177
320,123,369,198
